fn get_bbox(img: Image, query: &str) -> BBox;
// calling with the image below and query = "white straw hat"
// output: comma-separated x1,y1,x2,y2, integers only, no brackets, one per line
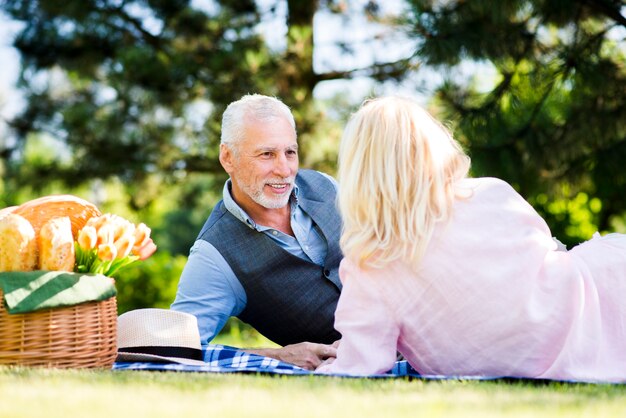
116,308,206,366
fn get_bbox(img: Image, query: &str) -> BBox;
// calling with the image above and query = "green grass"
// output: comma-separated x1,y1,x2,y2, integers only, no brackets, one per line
2,322,625,417
1,366,626,418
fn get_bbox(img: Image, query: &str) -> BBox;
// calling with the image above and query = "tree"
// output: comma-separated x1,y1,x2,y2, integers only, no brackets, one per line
2,0,267,192
3,0,624,248
0,0,414,200
2,0,625,314
0,1,417,313
0,0,417,246
404,0,626,245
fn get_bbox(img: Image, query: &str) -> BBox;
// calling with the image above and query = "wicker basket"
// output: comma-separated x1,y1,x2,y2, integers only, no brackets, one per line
0,195,116,368
0,289,118,368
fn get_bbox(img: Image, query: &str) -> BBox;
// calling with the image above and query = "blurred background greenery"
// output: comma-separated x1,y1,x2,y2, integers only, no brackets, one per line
0,0,624,344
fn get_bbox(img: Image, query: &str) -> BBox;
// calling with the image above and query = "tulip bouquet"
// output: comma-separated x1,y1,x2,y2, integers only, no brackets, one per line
74,214,157,277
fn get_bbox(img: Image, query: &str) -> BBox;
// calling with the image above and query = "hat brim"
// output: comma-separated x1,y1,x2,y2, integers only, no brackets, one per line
116,351,207,366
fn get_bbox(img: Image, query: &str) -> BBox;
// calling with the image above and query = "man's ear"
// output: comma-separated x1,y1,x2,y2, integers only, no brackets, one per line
219,143,234,174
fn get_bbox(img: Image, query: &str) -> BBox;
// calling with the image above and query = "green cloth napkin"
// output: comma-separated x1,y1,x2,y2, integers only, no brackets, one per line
0,271,116,314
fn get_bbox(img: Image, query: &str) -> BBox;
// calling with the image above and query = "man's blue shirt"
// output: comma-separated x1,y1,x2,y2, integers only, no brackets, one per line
171,173,337,346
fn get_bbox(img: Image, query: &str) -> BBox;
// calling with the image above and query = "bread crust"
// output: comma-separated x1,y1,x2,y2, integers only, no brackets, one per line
0,213,37,272
38,216,76,272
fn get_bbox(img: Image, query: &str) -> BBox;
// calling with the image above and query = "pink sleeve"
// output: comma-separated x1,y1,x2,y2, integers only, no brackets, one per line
316,259,400,376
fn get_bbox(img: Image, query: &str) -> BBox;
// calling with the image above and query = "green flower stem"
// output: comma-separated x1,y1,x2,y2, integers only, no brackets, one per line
74,243,140,277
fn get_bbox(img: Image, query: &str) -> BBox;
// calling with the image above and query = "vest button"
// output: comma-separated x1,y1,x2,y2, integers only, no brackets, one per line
323,269,330,278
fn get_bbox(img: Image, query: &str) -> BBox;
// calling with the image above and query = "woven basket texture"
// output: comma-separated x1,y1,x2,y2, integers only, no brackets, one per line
0,289,117,368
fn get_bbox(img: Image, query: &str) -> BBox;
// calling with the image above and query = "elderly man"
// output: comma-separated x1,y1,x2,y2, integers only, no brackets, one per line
171,94,342,369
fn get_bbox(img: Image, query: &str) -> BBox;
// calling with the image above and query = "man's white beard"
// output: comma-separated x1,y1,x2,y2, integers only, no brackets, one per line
241,178,294,209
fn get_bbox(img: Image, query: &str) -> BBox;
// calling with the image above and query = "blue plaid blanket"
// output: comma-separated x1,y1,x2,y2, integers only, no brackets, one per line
113,345,620,383
113,344,498,380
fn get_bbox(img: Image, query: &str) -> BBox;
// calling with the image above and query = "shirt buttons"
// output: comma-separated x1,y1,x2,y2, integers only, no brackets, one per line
323,269,331,278
272,230,278,236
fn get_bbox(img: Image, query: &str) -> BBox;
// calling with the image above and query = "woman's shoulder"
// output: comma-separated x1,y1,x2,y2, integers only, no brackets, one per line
456,177,518,199
461,176,512,188
453,177,545,229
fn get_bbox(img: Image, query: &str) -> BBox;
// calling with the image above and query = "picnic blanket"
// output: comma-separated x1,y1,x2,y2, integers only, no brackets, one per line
113,344,507,381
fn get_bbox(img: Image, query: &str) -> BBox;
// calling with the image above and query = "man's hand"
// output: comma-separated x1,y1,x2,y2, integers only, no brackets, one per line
316,356,336,370
245,341,338,370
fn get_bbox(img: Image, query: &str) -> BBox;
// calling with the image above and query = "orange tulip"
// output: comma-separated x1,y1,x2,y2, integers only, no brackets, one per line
132,223,152,251
77,226,98,250
98,243,117,261
134,238,157,260
97,224,116,246
110,215,134,242
114,235,135,259
86,214,112,230
74,212,156,276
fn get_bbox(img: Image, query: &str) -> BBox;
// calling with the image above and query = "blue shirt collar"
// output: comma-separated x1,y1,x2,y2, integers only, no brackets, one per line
222,179,299,231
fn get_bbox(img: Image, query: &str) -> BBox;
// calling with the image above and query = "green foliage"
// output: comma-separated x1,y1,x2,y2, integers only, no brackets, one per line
408,0,626,241
2,0,626,310
0,1,411,317
2,0,271,200
114,249,186,313
0,1,382,243
530,190,604,247
213,317,278,348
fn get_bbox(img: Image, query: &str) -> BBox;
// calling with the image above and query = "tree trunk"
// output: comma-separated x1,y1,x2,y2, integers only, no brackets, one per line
279,0,319,135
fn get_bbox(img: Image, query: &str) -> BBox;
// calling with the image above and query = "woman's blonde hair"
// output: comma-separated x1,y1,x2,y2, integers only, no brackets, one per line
338,96,470,270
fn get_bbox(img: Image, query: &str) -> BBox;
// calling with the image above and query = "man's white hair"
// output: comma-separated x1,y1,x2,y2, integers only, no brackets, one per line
221,94,296,149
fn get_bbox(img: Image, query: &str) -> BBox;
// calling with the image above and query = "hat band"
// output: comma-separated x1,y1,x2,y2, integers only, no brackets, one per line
119,345,203,361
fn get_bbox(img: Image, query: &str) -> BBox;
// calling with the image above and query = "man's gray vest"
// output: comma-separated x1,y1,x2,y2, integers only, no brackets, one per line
197,170,343,346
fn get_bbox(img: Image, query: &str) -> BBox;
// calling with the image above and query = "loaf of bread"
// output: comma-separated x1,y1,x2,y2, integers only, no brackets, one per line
13,194,101,239
38,216,75,272
0,213,37,272
0,205,17,220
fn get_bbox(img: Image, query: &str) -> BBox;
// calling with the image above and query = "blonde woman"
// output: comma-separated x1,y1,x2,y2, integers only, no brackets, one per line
317,96,626,382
